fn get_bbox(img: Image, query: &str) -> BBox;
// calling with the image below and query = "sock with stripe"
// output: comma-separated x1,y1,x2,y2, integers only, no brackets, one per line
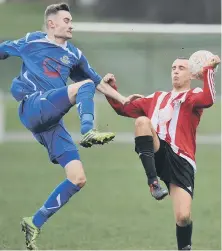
32,179,80,228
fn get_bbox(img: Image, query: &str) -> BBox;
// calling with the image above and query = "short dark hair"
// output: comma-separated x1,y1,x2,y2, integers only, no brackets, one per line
45,3,70,19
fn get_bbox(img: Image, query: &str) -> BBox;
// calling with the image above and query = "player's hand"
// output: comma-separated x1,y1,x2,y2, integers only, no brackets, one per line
204,55,221,68
193,55,221,80
103,73,116,84
123,94,144,105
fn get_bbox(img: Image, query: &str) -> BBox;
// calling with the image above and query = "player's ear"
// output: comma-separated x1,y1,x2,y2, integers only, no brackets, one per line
48,19,55,29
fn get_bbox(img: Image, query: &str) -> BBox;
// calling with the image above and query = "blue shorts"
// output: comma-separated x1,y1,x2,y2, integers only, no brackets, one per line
19,87,80,166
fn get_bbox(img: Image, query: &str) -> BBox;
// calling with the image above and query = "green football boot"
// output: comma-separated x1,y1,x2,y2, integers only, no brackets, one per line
21,217,40,250
80,129,115,148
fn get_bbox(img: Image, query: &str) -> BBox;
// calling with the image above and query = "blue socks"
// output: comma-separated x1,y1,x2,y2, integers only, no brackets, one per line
33,179,80,228
76,83,95,135
81,114,94,134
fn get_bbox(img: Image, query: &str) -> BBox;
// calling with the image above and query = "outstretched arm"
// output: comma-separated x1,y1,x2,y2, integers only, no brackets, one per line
72,53,103,85
106,82,151,118
72,51,130,103
0,36,26,59
190,55,220,109
96,75,129,105
73,53,141,104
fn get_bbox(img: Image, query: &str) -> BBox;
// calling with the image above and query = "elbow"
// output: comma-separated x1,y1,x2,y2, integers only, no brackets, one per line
0,53,9,60
116,110,125,116
112,107,126,117
201,93,216,108
202,99,215,108
208,101,215,107
208,96,216,107
116,109,134,118
204,103,214,108
111,107,123,116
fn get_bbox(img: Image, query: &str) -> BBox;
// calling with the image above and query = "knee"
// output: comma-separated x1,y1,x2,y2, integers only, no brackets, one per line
68,80,94,105
176,212,191,226
65,159,87,188
76,175,87,188
69,175,87,188
69,79,94,95
135,116,151,128
76,81,95,98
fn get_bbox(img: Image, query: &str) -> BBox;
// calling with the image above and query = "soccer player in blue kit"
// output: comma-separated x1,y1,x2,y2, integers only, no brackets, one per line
0,3,131,249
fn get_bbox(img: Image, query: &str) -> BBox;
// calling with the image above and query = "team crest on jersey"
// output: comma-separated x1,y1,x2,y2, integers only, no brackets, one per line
60,55,70,64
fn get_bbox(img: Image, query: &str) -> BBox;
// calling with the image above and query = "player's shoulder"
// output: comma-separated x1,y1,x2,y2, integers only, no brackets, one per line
151,91,170,99
24,31,46,42
66,42,82,59
184,88,203,105
188,87,203,96
145,93,155,99
144,91,168,101
148,91,168,98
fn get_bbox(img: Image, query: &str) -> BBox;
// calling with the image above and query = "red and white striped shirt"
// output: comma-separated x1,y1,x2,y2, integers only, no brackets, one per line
106,67,216,171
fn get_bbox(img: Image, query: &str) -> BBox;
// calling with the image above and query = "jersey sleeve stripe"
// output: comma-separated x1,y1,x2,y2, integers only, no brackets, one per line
210,70,216,101
207,69,216,103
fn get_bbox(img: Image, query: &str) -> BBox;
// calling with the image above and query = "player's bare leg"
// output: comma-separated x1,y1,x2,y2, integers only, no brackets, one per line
68,81,115,147
134,116,168,200
67,79,93,105
65,160,87,187
170,184,192,250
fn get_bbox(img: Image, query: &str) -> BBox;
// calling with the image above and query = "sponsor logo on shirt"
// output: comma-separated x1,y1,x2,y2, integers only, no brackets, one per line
60,55,70,65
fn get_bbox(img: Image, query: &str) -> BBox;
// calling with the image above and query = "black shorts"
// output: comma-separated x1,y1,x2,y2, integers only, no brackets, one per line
155,139,195,198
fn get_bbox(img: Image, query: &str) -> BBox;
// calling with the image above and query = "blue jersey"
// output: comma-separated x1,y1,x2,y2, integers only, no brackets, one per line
0,31,102,101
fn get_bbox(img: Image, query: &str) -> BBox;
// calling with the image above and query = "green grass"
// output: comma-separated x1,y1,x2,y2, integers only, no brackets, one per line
0,143,220,250
4,97,221,134
0,3,220,249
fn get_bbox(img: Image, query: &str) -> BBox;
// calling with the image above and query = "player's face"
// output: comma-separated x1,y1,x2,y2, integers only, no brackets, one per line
171,59,191,88
51,10,73,40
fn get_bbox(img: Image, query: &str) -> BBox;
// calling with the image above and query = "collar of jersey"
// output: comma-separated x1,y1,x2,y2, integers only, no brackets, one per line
45,35,67,49
171,89,190,94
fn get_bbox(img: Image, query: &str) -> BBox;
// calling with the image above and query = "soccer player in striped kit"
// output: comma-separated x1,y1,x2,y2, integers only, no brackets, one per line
106,55,220,250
